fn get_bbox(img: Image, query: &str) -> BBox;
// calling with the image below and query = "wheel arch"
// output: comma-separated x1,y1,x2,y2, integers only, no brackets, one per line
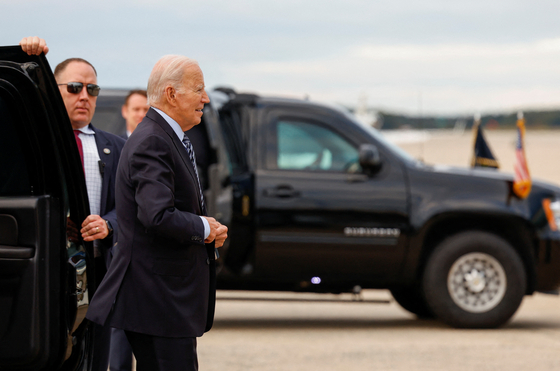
411,213,538,294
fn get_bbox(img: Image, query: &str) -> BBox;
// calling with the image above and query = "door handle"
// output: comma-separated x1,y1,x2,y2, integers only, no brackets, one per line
0,214,18,245
264,186,300,198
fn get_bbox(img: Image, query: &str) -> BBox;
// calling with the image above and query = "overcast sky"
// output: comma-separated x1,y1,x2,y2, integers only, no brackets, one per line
3,0,560,116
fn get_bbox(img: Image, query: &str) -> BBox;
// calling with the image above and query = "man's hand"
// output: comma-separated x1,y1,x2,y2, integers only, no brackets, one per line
202,216,228,248
19,36,49,56
81,215,109,242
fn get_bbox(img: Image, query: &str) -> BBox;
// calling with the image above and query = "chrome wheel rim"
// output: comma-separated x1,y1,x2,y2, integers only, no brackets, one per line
447,252,507,313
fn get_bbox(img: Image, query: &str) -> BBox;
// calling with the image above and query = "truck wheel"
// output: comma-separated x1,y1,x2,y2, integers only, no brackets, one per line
423,231,526,328
390,285,434,318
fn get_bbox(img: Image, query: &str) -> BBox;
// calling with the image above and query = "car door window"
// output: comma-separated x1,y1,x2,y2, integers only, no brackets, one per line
219,109,248,175
0,95,31,195
275,120,361,172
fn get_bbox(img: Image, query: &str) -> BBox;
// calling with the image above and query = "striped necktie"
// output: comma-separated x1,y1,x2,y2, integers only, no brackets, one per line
182,133,205,211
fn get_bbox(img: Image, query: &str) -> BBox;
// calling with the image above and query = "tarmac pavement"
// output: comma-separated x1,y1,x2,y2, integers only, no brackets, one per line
197,290,560,371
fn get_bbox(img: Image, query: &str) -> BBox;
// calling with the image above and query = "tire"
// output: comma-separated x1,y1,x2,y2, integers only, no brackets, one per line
390,285,434,319
423,231,526,328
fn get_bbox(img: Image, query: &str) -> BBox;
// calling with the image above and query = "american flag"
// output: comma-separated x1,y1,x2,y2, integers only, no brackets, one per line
513,112,531,198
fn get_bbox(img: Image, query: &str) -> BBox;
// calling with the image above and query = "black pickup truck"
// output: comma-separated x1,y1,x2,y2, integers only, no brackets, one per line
194,88,560,330
2,48,560,370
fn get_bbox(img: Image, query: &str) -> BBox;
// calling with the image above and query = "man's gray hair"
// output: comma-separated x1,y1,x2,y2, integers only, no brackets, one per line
147,55,199,106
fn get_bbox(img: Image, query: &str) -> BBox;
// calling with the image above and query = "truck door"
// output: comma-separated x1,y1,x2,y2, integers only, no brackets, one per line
255,107,409,286
0,48,91,370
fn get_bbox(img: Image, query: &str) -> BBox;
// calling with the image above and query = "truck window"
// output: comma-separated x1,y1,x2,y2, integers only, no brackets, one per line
218,109,248,175
0,95,31,195
275,120,361,172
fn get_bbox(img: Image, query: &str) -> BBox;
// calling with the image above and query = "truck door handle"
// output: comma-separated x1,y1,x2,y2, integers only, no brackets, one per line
264,186,300,198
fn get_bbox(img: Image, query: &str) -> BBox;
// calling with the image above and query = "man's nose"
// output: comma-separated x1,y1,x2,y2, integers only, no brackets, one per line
78,86,90,100
202,90,210,103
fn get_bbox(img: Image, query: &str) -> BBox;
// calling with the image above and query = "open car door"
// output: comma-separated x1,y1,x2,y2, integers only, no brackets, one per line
0,47,93,370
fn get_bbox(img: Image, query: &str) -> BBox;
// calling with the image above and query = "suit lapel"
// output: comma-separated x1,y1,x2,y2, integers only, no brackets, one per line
91,124,114,217
147,108,205,214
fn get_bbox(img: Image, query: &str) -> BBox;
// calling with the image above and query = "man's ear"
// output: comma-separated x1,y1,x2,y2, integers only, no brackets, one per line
164,86,176,106
121,104,127,119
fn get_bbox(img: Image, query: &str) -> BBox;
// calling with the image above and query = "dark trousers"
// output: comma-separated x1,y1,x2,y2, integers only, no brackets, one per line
92,256,111,371
109,328,133,371
125,330,198,371
91,322,112,371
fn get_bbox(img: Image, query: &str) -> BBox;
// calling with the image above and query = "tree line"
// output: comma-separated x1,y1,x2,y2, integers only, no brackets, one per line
372,109,560,130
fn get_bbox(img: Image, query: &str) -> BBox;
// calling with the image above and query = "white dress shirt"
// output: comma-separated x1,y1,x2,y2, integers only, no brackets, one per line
76,125,103,256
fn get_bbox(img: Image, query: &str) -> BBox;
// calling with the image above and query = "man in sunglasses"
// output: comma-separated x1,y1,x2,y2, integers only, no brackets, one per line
20,36,126,371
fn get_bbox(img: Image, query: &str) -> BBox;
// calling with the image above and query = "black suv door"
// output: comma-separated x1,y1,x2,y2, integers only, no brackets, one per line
255,105,409,286
0,47,92,370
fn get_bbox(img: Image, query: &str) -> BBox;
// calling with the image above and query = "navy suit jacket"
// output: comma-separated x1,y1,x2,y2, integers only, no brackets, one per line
91,124,126,268
86,108,217,338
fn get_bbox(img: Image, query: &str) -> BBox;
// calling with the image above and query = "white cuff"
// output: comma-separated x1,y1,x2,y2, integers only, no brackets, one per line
200,216,210,240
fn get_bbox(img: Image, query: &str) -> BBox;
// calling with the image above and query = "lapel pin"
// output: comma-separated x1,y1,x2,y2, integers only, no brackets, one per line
103,148,111,154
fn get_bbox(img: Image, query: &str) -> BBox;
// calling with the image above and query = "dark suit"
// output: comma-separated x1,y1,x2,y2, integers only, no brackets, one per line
86,108,216,368
91,124,125,267
87,124,125,371
110,130,132,371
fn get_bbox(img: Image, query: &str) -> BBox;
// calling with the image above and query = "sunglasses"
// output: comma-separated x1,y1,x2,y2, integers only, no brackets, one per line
58,82,101,97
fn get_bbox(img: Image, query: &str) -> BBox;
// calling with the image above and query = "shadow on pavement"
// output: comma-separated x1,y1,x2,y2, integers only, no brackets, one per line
212,317,446,330
212,317,560,331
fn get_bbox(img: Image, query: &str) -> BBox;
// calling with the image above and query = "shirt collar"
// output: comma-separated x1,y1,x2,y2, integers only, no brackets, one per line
151,107,184,142
76,124,95,135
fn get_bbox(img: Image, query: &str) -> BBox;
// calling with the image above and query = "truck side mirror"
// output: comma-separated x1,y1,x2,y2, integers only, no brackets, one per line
359,144,382,175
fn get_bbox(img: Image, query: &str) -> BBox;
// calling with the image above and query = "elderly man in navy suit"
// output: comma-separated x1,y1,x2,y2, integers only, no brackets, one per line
111,88,149,371
20,37,126,371
87,55,228,371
